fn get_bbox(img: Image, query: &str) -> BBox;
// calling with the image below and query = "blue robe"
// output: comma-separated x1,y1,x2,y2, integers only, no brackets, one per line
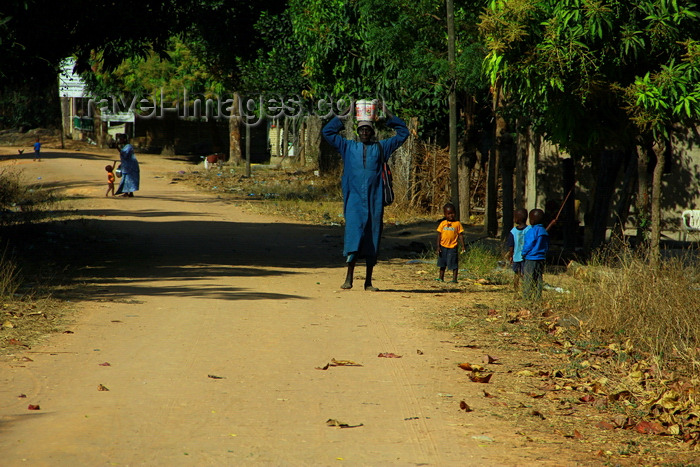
115,144,140,194
322,116,409,264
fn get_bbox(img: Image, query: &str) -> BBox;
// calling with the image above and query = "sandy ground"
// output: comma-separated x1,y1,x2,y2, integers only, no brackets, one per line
0,147,596,466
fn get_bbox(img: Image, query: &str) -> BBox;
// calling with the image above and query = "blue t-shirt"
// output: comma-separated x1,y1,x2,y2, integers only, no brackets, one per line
521,224,549,261
506,225,531,262
34,142,41,152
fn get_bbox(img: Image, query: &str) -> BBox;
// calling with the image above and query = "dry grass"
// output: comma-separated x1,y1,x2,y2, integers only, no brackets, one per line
557,243,700,372
0,167,56,226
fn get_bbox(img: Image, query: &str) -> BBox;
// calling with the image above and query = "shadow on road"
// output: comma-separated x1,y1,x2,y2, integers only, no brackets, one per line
11,216,345,303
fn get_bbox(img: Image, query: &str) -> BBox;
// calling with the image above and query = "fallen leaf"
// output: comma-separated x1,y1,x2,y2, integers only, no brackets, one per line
483,355,500,364
2,320,14,328
527,392,546,399
579,395,595,403
483,390,496,398
63,330,74,334
608,390,632,401
27,404,40,410
98,362,111,367
531,410,546,420
487,309,498,316
459,400,473,412
469,372,493,383
18,394,27,398
315,363,330,370
634,421,665,435
97,384,109,391
8,338,29,348
517,370,536,377
518,309,532,319
574,429,584,439
207,374,225,379
612,415,633,429
326,419,363,428
331,358,363,366
416,349,424,355
458,363,484,372
377,353,401,358
19,356,33,362
595,421,616,430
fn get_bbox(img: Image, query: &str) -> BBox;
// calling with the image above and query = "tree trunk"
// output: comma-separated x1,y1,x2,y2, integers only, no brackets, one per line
515,123,526,209
611,150,636,239
459,95,477,222
245,120,251,177
447,0,459,214
485,81,504,237
635,143,650,243
525,128,539,211
590,150,624,249
499,133,515,240
650,141,666,268
407,117,419,205
229,92,243,165
561,156,576,252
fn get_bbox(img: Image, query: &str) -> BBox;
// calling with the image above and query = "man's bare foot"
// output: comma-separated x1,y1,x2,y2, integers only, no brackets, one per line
364,284,379,292
341,281,353,289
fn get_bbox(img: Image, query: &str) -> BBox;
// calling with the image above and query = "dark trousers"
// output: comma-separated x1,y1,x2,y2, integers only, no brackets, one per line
523,259,544,300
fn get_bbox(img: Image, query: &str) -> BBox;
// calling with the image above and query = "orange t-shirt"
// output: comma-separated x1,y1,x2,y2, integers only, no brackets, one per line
108,172,115,184
437,220,464,248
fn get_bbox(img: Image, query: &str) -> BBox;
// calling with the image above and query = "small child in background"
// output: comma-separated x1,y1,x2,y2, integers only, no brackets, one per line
33,139,41,161
436,203,466,283
505,208,530,294
105,161,117,197
521,208,550,300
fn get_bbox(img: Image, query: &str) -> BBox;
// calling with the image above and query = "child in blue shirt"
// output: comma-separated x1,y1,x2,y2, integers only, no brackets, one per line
33,139,41,162
521,208,549,300
505,208,530,294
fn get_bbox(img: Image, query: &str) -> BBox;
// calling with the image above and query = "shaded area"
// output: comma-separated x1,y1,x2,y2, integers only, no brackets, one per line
10,216,347,303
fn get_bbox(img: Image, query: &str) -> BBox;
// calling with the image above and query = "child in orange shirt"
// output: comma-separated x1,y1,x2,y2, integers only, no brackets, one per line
436,203,466,283
105,161,117,196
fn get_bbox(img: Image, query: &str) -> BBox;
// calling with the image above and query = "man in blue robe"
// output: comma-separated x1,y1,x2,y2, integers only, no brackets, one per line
322,108,409,290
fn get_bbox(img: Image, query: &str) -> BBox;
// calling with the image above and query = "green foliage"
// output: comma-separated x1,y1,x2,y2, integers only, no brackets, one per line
479,0,700,151
85,37,227,105
284,0,489,133
459,241,510,284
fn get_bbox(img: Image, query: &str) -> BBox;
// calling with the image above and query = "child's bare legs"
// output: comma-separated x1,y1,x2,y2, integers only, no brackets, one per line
106,184,114,197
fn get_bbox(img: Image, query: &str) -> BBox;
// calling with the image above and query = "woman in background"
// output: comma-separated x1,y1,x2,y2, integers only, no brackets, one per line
115,134,140,198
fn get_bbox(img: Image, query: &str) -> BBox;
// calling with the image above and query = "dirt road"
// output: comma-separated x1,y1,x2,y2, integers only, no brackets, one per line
0,148,588,466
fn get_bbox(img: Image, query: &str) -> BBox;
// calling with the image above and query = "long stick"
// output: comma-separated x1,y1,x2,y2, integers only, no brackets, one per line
554,187,574,222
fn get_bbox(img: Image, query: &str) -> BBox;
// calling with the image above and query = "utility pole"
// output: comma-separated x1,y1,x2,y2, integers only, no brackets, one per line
446,0,459,215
